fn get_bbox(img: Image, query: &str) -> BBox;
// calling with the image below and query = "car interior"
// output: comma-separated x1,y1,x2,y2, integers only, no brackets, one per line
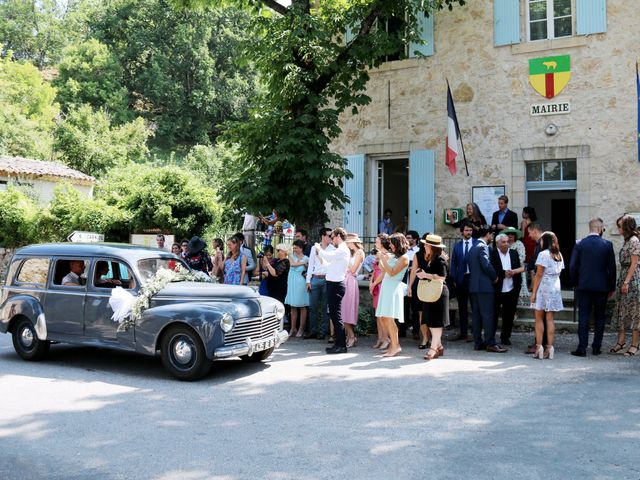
52,259,88,286
93,260,135,289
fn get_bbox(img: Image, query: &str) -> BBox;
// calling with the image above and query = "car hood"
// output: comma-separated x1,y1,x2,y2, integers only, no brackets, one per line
155,281,260,300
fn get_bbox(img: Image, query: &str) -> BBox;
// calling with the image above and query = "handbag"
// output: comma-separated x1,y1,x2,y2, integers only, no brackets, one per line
417,278,444,302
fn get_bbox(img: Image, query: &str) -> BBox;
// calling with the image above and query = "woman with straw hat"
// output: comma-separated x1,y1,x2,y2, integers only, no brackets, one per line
416,234,449,360
342,233,365,347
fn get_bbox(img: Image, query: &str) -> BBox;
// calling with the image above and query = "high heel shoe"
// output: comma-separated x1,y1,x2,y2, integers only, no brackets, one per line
423,347,440,360
379,339,390,350
533,344,544,360
372,340,383,349
346,336,358,348
544,345,554,359
437,345,444,357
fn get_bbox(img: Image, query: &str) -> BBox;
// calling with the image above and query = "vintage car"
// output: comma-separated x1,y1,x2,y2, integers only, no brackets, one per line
0,243,288,380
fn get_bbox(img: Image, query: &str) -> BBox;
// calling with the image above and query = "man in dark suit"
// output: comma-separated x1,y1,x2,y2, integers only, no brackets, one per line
491,195,518,235
450,221,478,341
468,226,507,352
491,234,524,346
569,217,616,356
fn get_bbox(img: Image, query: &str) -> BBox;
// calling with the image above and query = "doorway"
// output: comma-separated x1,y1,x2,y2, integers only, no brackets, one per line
527,190,576,288
377,158,408,233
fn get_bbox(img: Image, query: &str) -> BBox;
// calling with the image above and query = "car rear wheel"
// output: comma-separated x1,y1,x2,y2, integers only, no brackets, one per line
160,325,210,381
241,347,275,362
12,318,50,361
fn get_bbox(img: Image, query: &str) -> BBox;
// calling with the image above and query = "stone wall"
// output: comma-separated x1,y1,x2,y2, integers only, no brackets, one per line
331,1,640,252
0,248,14,285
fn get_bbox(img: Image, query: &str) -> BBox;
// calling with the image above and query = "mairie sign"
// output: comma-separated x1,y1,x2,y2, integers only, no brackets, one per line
529,55,570,99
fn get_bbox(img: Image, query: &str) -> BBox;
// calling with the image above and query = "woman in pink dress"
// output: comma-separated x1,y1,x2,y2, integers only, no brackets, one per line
342,233,365,347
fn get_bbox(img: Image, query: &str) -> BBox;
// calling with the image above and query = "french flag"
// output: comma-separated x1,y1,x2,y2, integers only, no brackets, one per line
446,82,467,176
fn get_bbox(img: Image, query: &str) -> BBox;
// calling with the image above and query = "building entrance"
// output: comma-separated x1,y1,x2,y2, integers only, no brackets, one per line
527,189,576,288
376,158,408,234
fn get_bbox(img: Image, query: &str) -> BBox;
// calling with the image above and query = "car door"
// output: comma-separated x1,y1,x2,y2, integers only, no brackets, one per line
84,258,138,341
44,257,88,336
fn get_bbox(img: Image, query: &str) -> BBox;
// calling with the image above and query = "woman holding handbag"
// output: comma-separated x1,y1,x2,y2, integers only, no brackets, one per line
416,234,449,360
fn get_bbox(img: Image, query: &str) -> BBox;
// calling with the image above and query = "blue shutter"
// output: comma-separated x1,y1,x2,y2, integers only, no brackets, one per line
409,11,434,57
343,154,365,236
409,150,435,235
577,0,607,35
494,0,520,46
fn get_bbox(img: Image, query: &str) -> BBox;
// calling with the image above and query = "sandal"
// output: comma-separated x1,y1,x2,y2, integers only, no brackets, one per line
609,342,626,354
423,347,440,361
624,344,639,357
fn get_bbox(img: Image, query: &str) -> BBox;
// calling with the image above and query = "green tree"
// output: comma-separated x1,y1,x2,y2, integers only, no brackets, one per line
0,187,42,247
0,52,58,158
97,163,222,239
53,104,152,177
90,0,257,145
54,39,130,123
177,0,465,228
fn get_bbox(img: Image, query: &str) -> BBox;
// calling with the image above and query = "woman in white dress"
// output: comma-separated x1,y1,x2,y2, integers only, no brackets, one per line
530,231,564,360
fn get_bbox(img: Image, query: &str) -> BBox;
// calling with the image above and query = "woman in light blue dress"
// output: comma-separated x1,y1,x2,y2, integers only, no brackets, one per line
284,240,309,337
530,231,564,360
375,233,409,357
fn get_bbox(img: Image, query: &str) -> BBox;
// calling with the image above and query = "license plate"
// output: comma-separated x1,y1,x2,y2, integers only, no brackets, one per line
254,337,276,352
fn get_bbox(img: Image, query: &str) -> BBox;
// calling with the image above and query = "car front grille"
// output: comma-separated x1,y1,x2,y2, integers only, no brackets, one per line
224,315,280,345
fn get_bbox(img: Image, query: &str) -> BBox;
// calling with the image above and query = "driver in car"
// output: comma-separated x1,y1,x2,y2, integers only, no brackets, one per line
94,262,123,288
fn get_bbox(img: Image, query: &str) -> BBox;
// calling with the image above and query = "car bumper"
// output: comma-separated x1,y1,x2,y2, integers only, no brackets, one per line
213,329,289,359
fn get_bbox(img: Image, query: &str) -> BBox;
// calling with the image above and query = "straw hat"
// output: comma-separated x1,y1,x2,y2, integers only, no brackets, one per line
275,243,289,253
420,234,447,248
345,233,363,243
501,227,523,240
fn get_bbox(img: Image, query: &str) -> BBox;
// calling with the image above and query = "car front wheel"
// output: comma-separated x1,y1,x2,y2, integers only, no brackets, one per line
12,318,50,361
241,347,275,362
160,325,210,381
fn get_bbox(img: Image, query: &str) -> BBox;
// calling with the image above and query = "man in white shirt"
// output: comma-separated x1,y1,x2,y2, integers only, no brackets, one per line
490,234,523,346
62,260,86,286
156,234,169,251
316,227,350,353
242,213,258,250
305,227,333,339
403,230,421,339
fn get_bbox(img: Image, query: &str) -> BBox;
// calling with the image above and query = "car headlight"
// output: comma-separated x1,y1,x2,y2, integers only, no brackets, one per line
220,313,234,333
274,303,285,320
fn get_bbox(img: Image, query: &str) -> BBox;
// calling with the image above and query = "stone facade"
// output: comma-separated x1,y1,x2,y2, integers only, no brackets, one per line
330,1,640,251
0,248,14,285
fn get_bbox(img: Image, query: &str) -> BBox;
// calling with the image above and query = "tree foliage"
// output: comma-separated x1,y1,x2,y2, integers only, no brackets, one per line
176,0,465,227
54,39,130,123
90,0,257,145
0,187,43,247
53,104,152,177
0,52,58,158
97,163,222,239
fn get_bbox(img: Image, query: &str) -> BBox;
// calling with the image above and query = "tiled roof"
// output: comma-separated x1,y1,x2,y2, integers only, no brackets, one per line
0,156,95,184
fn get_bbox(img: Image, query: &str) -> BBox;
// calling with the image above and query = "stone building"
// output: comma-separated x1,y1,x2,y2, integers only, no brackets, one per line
331,0,638,273
0,156,95,203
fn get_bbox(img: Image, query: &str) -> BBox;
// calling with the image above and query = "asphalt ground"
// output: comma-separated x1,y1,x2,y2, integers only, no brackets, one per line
0,330,639,480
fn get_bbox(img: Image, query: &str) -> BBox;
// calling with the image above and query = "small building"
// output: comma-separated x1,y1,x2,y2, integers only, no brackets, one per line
0,156,95,203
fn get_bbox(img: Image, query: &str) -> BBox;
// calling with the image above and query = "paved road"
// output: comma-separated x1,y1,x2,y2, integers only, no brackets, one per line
0,331,639,480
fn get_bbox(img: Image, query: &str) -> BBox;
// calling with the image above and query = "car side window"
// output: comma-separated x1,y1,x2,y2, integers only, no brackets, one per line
15,258,50,285
93,260,136,290
53,259,88,287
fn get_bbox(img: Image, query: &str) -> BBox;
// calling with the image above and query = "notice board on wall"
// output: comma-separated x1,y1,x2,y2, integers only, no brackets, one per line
472,186,505,225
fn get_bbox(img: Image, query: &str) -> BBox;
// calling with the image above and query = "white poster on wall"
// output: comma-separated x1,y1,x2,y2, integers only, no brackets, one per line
472,186,505,225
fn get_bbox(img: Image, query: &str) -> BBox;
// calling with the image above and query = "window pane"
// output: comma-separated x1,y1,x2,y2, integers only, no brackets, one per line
563,161,577,180
544,161,561,181
554,16,572,38
530,20,548,41
554,0,571,17
16,258,50,284
529,1,547,21
526,162,543,182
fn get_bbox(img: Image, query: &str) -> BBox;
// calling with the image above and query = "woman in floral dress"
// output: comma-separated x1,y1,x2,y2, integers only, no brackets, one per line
530,231,564,360
224,236,247,285
503,227,531,306
610,215,640,356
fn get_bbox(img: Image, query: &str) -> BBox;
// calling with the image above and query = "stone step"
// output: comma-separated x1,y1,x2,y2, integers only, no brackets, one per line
516,306,577,322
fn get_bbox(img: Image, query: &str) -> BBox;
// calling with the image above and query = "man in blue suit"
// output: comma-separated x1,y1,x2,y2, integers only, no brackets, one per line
569,218,616,356
450,222,478,341
468,226,507,352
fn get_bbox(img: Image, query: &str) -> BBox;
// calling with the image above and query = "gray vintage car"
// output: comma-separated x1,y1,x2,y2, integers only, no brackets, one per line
0,243,288,380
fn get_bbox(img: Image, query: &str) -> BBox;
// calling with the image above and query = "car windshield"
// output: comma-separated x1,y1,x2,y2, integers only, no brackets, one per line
137,257,191,283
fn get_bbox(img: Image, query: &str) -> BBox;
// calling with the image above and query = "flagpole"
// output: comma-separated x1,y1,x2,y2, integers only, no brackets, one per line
446,79,469,176
636,62,639,163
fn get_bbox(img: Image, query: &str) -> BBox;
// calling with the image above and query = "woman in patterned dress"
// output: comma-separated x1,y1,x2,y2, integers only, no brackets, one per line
530,231,564,360
224,236,247,285
503,227,531,306
370,235,390,349
610,215,640,356
284,240,309,337
342,234,365,347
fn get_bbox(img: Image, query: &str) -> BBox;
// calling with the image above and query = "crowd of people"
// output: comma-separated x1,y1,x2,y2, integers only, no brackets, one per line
155,195,640,360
